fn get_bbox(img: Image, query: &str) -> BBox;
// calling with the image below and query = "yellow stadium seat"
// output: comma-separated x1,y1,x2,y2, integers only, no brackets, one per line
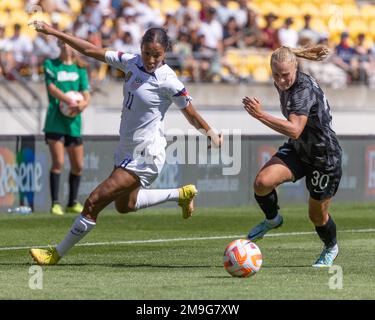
189,0,201,11
252,65,271,83
149,0,161,10
245,54,267,73
0,11,10,26
161,0,180,13
228,1,239,10
22,26,38,40
53,13,73,30
257,2,278,16
278,3,301,18
300,3,320,17
290,17,304,31
368,20,375,37
361,35,374,50
347,18,368,37
9,10,29,25
68,0,82,15
360,4,375,22
341,3,360,22
257,16,266,29
225,49,242,69
319,3,341,22
28,11,51,26
0,0,23,10
310,18,328,34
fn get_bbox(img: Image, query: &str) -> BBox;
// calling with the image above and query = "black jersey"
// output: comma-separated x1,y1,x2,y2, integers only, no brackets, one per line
276,71,342,169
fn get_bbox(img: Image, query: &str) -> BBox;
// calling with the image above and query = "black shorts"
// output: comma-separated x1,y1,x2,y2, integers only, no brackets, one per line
45,132,83,147
274,142,342,201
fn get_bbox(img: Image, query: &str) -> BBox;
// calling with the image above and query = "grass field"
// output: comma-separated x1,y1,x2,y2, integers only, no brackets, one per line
0,203,375,300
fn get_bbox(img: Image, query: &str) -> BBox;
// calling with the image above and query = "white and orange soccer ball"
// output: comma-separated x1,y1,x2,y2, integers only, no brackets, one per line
59,91,84,117
223,239,263,278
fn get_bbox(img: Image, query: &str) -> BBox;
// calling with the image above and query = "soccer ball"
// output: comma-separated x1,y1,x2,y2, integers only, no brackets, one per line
223,239,262,277
59,91,84,117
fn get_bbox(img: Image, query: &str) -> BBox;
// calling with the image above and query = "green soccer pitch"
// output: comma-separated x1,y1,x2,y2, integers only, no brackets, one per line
0,203,374,300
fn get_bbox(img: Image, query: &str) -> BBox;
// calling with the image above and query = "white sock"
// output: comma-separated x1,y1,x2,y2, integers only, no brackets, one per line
135,188,180,210
266,214,282,226
56,214,96,257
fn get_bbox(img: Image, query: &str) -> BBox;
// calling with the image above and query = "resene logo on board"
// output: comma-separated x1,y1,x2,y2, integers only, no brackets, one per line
0,147,43,207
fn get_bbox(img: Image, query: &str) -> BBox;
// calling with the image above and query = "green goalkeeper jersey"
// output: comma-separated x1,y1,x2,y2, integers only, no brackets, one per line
43,58,90,137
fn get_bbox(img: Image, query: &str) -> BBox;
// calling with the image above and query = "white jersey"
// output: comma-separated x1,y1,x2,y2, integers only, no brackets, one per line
105,50,192,186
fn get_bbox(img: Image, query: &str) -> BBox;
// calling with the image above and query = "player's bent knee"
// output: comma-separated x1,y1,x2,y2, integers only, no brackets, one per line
253,176,273,194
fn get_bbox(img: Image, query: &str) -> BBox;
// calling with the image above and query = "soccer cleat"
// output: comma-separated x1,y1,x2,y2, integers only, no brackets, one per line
50,203,64,216
178,184,198,219
66,202,84,214
312,244,339,268
247,215,283,242
30,247,61,265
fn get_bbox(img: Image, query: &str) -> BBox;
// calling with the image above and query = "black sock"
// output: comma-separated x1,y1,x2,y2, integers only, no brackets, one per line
315,215,337,248
254,190,280,220
68,172,81,207
50,171,60,205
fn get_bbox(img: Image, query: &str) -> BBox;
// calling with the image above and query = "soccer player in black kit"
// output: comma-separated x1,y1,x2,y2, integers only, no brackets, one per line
243,46,342,267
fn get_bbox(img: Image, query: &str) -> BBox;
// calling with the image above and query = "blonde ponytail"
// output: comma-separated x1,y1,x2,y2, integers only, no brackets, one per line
271,45,330,66
290,45,330,61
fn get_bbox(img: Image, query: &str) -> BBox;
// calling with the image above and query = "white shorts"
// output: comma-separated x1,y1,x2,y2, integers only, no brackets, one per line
114,145,166,188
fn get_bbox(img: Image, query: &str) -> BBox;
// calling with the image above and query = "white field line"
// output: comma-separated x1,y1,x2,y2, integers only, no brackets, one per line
1,228,375,252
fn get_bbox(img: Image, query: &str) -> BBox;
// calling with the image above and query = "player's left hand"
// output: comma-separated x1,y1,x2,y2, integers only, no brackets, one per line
212,133,224,149
207,130,223,149
242,96,263,119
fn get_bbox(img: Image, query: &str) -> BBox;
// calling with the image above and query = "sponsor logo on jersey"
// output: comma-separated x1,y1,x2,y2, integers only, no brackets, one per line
57,71,79,82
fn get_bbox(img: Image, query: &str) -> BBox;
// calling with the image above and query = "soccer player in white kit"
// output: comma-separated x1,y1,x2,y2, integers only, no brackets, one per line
29,22,223,265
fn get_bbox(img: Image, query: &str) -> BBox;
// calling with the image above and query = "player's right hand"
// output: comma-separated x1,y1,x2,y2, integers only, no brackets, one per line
28,21,53,35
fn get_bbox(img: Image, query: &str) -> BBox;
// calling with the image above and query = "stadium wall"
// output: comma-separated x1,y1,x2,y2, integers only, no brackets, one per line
0,135,374,213
1,83,375,135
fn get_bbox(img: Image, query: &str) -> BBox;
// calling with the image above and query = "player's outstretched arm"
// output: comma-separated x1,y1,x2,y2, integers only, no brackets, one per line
181,102,223,148
30,21,107,62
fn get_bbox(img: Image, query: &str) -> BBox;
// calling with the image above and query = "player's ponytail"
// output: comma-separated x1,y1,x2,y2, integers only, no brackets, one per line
290,45,330,61
271,45,330,66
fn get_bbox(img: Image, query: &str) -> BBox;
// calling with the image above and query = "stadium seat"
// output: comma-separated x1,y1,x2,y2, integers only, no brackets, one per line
9,10,29,25
278,2,301,18
0,11,10,27
161,0,180,13
300,3,320,17
225,49,242,71
54,13,74,30
347,18,368,37
252,65,271,83
310,17,328,34
228,1,239,10
290,17,304,31
256,2,279,16
245,53,268,73
360,4,375,22
0,0,23,10
341,3,360,22
68,0,82,15
368,20,375,37
188,0,201,12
